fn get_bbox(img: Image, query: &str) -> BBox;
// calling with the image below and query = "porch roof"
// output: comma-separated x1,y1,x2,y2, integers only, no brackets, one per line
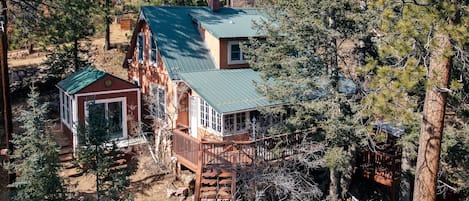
179,69,273,113
56,67,106,94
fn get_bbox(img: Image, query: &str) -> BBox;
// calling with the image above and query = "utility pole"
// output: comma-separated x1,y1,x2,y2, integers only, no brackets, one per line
0,0,13,194
0,0,12,154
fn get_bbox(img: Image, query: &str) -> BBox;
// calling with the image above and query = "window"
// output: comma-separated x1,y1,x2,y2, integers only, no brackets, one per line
151,85,166,120
236,112,246,131
137,32,144,63
223,112,249,135
228,41,247,64
198,98,248,135
85,99,125,140
199,99,221,132
61,91,72,127
223,114,235,134
150,35,158,66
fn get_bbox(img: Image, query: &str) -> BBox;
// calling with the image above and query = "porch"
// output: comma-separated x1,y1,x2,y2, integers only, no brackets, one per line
172,126,310,200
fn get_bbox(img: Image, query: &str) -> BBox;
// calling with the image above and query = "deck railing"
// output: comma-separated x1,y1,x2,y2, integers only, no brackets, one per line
173,127,199,170
358,150,401,186
173,128,314,171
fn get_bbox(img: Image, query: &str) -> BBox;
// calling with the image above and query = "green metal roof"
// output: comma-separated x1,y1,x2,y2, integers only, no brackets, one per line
56,67,106,94
140,6,217,80
179,69,273,113
190,8,265,39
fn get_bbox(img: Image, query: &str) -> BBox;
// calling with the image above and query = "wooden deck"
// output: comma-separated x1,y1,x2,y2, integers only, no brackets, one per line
173,127,311,201
357,150,401,187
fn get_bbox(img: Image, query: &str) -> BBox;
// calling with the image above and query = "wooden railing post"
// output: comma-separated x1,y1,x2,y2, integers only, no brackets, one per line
194,142,203,201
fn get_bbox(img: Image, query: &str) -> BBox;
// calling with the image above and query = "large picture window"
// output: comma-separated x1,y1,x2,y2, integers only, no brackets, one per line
85,98,126,140
228,41,247,64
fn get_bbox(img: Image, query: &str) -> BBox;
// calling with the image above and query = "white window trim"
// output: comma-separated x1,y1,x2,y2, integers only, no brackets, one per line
137,32,144,64
150,84,166,120
84,97,128,140
60,91,73,130
198,97,249,136
149,33,158,67
227,41,247,65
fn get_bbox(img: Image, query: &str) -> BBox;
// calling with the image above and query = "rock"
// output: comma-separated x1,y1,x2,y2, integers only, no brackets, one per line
167,187,189,198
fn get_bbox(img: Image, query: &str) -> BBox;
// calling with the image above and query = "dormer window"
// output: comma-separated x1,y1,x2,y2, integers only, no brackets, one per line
150,35,158,66
228,41,247,64
137,32,144,63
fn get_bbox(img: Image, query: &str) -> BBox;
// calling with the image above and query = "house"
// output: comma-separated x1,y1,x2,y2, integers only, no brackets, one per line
123,2,270,142
56,67,141,153
122,1,356,200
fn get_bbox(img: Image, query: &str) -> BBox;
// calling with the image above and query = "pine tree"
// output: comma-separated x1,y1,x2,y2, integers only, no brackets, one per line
45,0,98,71
246,1,367,200
362,1,468,200
8,85,67,201
76,101,131,201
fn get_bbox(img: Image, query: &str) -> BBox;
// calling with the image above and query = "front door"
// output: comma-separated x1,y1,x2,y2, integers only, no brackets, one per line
189,96,198,138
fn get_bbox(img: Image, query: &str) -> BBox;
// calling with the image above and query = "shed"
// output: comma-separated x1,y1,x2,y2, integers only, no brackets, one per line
56,67,141,152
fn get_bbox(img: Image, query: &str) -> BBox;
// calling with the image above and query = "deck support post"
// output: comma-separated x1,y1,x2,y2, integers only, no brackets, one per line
194,142,203,201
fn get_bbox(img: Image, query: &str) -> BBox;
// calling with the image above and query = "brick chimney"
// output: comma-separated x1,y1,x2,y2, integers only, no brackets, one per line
208,0,220,12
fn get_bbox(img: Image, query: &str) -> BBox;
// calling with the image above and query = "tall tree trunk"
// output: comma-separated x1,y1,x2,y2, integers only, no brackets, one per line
328,168,339,201
105,0,111,50
413,33,452,201
73,39,79,71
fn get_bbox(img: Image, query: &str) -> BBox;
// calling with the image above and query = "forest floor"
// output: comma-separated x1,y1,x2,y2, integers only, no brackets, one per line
6,22,194,201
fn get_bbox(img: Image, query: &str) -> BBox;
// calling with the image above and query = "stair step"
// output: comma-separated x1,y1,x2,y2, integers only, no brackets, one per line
62,161,76,169
202,169,233,178
110,164,128,172
60,168,82,178
59,146,73,155
200,186,232,193
200,191,232,199
59,154,73,162
201,179,233,186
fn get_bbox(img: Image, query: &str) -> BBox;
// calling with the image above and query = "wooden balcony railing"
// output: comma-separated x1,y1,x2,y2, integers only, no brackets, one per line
173,127,199,171
173,128,314,171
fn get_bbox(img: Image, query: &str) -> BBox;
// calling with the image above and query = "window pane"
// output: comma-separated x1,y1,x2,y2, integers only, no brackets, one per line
236,112,246,131
138,34,144,61
223,114,235,134
230,44,241,61
211,109,216,130
151,36,157,63
200,99,204,126
108,102,123,139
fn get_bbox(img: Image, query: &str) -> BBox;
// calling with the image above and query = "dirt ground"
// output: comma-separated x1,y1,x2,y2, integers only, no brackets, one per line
69,149,191,201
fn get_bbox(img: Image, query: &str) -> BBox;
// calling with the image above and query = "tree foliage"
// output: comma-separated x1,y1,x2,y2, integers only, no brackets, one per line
246,1,367,200
76,101,132,201
362,0,468,200
8,85,68,201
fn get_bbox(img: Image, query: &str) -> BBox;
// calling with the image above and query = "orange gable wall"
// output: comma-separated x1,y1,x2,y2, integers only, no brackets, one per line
126,21,189,128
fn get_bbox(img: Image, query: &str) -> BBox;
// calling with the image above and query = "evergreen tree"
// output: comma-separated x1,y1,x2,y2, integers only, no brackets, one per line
246,1,367,200
45,0,98,71
362,1,468,200
8,85,67,201
76,101,131,201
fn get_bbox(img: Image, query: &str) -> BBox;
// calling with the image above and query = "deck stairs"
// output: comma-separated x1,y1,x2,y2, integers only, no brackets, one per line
197,165,236,201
